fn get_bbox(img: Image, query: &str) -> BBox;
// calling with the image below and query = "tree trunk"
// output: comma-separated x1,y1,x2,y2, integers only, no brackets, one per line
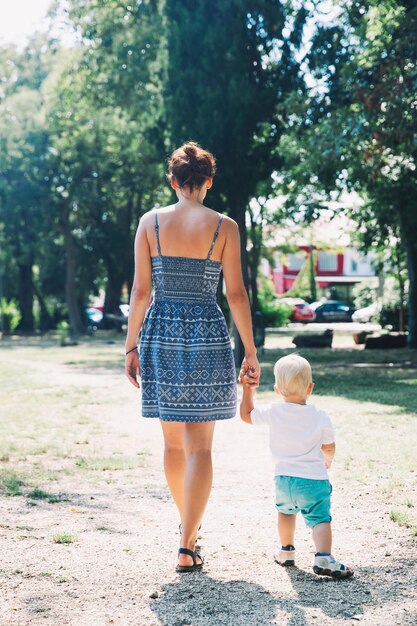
104,273,125,316
231,204,249,366
405,238,417,348
248,209,260,314
309,245,317,302
33,282,53,333
249,261,260,313
60,210,84,337
17,262,34,333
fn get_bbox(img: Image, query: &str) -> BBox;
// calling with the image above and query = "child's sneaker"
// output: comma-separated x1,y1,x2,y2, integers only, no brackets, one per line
274,545,296,567
313,553,353,579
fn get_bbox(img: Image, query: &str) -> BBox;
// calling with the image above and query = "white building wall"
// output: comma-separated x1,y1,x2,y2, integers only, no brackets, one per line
343,248,375,277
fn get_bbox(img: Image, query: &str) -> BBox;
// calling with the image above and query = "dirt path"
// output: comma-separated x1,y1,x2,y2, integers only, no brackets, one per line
0,358,416,626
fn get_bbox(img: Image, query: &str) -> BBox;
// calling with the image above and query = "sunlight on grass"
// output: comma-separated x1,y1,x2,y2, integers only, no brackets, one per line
53,532,76,544
75,454,147,472
389,510,417,537
1,338,416,536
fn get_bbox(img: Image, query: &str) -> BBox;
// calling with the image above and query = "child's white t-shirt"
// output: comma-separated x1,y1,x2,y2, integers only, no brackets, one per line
251,402,335,480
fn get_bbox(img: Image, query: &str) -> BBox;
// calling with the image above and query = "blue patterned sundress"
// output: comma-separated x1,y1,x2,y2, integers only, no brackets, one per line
139,213,237,422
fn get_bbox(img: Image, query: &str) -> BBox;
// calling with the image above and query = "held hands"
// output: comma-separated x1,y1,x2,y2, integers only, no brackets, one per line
238,354,260,388
125,349,141,388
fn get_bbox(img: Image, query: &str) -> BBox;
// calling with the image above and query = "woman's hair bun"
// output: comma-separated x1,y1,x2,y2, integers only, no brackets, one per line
168,141,216,191
183,143,198,159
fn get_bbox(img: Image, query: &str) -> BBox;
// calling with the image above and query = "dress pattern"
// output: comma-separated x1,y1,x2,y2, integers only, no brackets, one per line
139,213,237,422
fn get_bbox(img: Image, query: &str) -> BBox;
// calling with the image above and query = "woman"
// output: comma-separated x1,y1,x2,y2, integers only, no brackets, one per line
125,142,259,572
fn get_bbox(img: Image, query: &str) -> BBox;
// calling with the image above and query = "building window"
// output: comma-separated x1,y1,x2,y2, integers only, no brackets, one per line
287,252,306,271
318,252,338,272
351,259,358,273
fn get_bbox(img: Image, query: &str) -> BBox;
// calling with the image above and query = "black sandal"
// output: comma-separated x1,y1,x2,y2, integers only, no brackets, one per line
176,548,204,573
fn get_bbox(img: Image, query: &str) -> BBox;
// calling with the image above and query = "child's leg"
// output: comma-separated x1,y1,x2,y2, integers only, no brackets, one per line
278,513,296,547
311,521,353,578
311,521,332,554
275,513,296,566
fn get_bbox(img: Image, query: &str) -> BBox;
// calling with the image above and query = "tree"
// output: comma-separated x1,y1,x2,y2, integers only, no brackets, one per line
278,0,417,346
54,0,168,320
0,40,51,332
164,0,307,361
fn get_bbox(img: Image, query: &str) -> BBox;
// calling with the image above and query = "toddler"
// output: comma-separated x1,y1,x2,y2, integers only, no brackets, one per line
240,354,353,578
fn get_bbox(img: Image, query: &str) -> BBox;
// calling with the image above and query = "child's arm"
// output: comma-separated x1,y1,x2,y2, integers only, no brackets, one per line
239,372,258,424
321,442,336,469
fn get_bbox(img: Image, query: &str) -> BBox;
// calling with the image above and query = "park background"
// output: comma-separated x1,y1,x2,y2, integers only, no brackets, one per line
0,2,417,625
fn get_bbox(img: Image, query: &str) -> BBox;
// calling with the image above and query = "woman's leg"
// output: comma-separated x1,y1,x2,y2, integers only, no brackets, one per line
160,421,186,518
178,421,216,567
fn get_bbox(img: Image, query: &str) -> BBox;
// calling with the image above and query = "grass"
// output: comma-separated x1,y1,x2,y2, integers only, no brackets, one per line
257,345,417,413
75,454,147,472
1,335,416,536
389,510,417,536
26,488,67,504
53,532,76,544
0,471,25,496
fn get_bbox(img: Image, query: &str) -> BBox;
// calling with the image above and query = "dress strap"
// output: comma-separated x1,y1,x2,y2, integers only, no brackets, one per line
155,213,162,256
207,215,223,260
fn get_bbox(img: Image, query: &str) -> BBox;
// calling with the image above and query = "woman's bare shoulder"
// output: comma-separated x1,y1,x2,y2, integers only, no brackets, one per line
219,214,238,236
203,208,237,228
138,205,173,226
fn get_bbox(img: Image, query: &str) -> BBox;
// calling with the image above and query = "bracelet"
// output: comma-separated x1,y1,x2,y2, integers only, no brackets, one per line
125,346,138,356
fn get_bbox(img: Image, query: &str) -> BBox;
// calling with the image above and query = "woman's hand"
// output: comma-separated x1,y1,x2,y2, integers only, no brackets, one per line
125,350,141,388
238,353,260,385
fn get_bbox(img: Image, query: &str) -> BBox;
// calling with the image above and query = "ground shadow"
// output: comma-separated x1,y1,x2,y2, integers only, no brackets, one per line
150,573,277,626
149,569,369,626
281,566,367,624
258,347,417,414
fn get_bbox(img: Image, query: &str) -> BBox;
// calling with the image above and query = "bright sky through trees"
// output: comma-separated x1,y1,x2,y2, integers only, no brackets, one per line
0,0,52,46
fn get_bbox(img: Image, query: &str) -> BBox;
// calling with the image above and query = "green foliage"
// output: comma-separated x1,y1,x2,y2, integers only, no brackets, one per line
377,277,408,330
56,320,70,346
0,299,21,334
258,277,292,327
379,304,407,331
278,0,417,345
352,283,378,309
284,252,317,303
164,0,308,330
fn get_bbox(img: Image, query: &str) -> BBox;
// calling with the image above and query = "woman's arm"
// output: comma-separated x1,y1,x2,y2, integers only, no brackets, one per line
125,214,153,387
222,218,259,373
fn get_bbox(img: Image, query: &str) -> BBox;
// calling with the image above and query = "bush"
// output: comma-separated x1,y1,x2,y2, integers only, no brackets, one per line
378,303,408,331
0,298,21,334
258,277,292,327
377,277,408,331
352,282,378,309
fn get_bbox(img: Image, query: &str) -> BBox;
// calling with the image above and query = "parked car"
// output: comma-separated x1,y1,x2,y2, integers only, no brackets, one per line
310,300,355,323
85,307,104,331
276,298,315,323
352,302,378,323
86,304,129,332
105,304,129,331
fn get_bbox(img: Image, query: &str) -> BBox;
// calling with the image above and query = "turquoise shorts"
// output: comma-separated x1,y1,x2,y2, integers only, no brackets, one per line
274,475,332,527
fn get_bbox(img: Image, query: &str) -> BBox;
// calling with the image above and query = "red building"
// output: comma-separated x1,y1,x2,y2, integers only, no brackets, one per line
271,246,374,301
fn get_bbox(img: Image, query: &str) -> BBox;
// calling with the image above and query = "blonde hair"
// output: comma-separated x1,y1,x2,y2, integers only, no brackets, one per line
273,355,312,398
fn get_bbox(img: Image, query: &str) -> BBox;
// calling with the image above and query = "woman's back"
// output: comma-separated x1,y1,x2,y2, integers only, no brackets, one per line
146,204,226,263
151,208,224,304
